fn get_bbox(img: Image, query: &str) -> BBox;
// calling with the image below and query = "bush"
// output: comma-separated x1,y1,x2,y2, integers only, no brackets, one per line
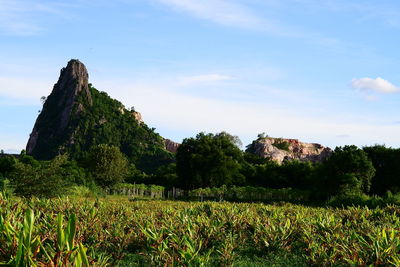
326,192,400,208
272,139,290,151
11,155,72,198
67,186,97,198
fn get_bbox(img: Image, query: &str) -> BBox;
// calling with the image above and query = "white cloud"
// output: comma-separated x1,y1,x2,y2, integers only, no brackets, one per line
178,74,233,85
351,77,400,94
3,72,400,150
95,78,400,149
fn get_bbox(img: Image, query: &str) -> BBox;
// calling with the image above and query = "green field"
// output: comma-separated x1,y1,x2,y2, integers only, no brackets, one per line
1,193,400,266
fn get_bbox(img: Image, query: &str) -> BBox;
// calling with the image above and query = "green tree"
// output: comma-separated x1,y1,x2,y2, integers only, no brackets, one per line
86,144,128,188
322,145,375,196
11,155,72,198
176,132,245,189
363,145,400,195
0,156,16,178
153,163,179,188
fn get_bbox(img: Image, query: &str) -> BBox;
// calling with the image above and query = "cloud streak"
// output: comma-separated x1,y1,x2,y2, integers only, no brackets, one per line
0,0,75,35
155,0,288,34
351,77,400,94
157,0,261,27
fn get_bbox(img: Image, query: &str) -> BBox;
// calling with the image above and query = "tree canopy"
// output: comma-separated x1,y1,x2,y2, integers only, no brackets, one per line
322,145,375,196
176,132,245,189
86,144,129,188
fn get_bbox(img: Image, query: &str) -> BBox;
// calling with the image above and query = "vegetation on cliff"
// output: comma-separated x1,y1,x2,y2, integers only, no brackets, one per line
27,60,173,173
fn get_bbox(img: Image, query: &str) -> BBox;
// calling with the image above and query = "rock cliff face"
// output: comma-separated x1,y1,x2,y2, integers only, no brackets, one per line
26,60,173,172
132,111,143,124
246,137,332,164
27,59,92,156
164,139,180,153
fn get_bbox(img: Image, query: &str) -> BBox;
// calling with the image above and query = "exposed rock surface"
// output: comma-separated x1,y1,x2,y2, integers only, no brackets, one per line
25,60,172,169
164,139,180,153
27,59,92,156
246,137,332,164
132,111,143,124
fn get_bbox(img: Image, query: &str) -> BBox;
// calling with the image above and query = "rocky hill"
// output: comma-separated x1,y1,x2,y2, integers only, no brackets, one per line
26,59,173,172
246,137,332,164
164,139,180,153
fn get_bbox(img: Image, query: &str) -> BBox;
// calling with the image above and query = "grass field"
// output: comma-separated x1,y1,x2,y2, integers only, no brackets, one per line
1,193,400,266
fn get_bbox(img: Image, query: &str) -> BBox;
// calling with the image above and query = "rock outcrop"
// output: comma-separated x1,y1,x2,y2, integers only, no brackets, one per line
26,60,173,172
27,59,92,156
164,139,180,153
246,137,332,164
132,111,143,124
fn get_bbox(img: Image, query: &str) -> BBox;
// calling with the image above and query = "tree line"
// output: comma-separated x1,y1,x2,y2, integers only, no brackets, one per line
1,132,400,203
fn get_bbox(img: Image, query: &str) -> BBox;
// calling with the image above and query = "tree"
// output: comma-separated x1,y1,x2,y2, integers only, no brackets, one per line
11,155,72,198
363,145,400,195
40,96,47,104
153,163,179,188
176,132,245,189
0,156,16,177
322,145,375,196
86,144,128,188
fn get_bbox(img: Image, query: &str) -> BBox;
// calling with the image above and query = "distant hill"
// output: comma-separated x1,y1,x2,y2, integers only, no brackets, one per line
26,59,173,173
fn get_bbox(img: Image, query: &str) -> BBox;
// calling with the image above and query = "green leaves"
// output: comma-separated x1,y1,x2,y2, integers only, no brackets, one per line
86,144,129,188
0,206,91,266
2,196,400,266
177,132,245,189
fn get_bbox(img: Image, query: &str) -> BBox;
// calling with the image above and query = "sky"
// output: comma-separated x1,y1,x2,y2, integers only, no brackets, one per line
1,0,400,153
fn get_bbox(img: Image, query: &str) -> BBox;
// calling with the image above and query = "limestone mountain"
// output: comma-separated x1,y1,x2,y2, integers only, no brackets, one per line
26,59,173,172
246,136,332,164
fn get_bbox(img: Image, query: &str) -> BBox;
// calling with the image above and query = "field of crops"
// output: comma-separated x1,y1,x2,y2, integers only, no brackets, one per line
1,192,400,266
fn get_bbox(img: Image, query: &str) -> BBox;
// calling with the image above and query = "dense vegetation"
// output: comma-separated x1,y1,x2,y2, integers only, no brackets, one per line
2,132,400,203
2,131,400,265
1,195,400,266
30,83,173,173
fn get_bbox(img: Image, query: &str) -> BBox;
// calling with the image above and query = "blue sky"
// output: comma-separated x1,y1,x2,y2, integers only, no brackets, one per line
1,0,400,153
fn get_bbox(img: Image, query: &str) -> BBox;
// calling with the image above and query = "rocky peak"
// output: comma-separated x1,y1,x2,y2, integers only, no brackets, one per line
164,139,180,153
132,111,143,124
26,59,92,157
246,137,332,164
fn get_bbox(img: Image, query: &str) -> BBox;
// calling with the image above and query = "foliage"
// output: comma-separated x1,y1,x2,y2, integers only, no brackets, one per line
0,155,16,177
2,196,400,266
30,83,173,174
176,132,245,189
152,163,179,188
326,192,400,208
85,144,129,188
0,199,95,266
363,145,400,195
11,155,73,198
322,145,375,196
111,183,165,199
272,138,290,151
189,186,310,202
